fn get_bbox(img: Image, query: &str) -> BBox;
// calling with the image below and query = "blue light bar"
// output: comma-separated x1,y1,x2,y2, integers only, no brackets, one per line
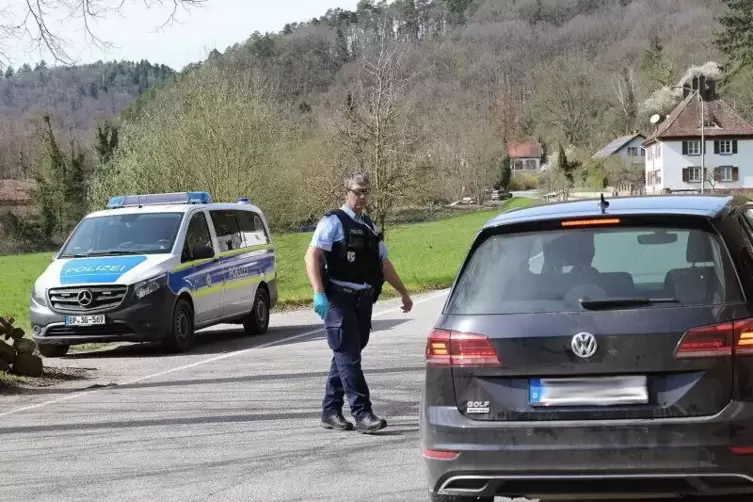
237,197,249,204
106,191,212,209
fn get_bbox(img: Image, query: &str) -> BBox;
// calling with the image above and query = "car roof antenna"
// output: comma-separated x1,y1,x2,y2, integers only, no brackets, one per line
599,193,610,214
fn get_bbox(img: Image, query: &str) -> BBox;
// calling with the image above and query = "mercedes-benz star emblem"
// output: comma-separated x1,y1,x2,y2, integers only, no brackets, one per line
571,332,598,359
77,289,94,307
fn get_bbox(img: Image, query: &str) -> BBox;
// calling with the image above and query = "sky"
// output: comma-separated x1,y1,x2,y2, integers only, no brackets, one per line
4,0,361,71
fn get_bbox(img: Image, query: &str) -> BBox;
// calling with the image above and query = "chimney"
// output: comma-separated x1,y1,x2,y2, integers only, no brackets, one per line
705,77,717,101
683,84,690,99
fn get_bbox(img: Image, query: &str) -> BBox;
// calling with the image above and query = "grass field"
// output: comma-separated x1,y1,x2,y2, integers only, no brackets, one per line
0,197,537,333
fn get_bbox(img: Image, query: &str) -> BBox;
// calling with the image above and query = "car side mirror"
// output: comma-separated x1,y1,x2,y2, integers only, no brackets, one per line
191,244,215,260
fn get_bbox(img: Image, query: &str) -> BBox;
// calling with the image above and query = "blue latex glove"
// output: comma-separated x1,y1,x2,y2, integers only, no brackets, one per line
313,292,328,320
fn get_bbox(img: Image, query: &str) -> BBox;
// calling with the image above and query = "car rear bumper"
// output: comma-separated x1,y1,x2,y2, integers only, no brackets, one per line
421,402,753,499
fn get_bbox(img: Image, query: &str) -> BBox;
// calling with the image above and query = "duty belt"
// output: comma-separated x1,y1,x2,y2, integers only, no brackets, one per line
328,282,373,298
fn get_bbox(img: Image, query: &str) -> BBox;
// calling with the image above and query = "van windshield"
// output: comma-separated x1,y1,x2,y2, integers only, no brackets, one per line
59,213,184,258
445,223,741,315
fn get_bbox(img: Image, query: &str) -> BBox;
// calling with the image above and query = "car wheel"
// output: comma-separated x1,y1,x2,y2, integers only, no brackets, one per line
163,298,195,353
37,344,69,358
428,491,494,502
243,287,270,335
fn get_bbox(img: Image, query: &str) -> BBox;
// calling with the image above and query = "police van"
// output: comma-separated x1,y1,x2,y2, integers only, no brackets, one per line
29,191,277,357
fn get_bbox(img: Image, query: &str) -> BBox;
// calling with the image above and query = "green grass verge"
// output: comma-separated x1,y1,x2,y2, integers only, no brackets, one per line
0,198,537,332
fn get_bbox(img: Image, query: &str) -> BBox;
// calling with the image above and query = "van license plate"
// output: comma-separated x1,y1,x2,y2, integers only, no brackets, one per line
529,375,648,407
65,315,105,326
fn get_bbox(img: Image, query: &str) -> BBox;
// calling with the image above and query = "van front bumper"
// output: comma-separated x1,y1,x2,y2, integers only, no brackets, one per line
30,287,176,346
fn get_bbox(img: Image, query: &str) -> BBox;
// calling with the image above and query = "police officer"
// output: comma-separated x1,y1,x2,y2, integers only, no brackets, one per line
304,171,413,434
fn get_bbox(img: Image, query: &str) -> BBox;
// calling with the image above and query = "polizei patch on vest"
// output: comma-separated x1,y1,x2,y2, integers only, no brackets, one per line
347,251,356,262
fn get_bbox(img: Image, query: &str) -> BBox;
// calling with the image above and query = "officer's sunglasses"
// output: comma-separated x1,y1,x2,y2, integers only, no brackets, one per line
349,188,370,196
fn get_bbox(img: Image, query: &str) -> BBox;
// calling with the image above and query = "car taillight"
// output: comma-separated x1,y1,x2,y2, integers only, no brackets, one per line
675,318,753,358
425,329,501,367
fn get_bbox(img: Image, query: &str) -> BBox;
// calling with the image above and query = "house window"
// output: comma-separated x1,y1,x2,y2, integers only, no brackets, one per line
627,147,638,156
685,141,701,155
688,167,702,182
641,147,646,157
714,166,739,183
714,140,737,155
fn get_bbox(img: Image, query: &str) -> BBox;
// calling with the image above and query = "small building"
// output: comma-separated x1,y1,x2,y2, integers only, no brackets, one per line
0,179,35,216
591,133,646,166
508,137,544,173
643,75,753,194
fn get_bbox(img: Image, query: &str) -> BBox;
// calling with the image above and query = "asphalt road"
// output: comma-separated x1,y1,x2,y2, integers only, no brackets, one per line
0,289,533,502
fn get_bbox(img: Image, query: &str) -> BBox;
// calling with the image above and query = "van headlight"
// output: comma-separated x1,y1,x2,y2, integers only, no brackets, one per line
133,273,168,300
31,283,46,306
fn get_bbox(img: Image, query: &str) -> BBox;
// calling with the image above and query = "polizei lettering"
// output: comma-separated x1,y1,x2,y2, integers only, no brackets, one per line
64,265,127,274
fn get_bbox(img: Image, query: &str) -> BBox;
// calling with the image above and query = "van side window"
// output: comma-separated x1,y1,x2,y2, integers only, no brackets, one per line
236,210,269,247
183,211,212,261
210,210,243,252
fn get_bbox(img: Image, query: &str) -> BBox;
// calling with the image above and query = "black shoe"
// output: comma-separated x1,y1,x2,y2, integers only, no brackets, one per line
355,412,387,434
321,412,353,431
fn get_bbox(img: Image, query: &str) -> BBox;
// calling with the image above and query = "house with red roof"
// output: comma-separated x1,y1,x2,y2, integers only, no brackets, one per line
643,75,753,194
508,136,544,173
0,179,34,215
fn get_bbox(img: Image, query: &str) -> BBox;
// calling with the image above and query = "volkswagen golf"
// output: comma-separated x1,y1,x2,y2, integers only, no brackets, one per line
420,194,753,501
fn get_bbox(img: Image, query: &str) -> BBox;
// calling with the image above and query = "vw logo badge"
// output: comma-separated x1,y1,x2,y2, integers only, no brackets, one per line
571,332,598,359
77,289,94,307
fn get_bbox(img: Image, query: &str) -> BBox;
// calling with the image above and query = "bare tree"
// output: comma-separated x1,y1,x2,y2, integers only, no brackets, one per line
330,29,428,234
0,0,205,69
529,54,602,147
612,66,638,132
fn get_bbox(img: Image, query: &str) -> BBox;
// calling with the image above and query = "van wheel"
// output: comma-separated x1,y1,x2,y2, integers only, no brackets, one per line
243,287,270,335
38,344,69,358
164,299,195,353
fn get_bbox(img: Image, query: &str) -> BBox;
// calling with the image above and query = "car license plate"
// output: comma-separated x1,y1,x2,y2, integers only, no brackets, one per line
529,375,649,407
65,315,105,326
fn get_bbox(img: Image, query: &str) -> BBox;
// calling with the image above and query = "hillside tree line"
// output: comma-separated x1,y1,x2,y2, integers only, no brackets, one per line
4,0,753,253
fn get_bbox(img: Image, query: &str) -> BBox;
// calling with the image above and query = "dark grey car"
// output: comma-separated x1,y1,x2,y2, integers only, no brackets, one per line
420,194,753,501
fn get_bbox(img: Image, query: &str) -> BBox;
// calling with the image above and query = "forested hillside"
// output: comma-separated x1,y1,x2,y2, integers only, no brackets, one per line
5,0,753,253
0,60,174,179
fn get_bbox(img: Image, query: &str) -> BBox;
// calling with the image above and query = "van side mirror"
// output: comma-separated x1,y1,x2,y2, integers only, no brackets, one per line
191,244,215,260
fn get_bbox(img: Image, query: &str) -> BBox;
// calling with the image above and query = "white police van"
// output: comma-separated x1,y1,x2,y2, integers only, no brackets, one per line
29,191,277,357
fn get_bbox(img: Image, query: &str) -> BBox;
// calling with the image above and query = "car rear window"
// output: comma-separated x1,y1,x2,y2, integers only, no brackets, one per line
445,224,741,315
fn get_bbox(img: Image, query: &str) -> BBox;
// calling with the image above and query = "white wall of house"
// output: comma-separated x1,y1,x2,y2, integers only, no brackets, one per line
644,142,664,194
654,139,753,191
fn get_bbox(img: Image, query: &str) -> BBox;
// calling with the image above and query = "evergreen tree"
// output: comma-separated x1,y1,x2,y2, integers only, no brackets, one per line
639,33,672,88
500,155,512,190
336,26,350,63
94,122,119,165
715,0,753,79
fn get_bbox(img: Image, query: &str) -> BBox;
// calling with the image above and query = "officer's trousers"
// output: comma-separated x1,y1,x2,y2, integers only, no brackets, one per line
321,284,374,420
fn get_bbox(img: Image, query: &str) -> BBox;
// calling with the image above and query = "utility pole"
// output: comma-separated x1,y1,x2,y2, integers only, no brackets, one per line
700,93,705,194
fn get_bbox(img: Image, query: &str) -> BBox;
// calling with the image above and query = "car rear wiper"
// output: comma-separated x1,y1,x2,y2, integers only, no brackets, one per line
579,297,679,310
